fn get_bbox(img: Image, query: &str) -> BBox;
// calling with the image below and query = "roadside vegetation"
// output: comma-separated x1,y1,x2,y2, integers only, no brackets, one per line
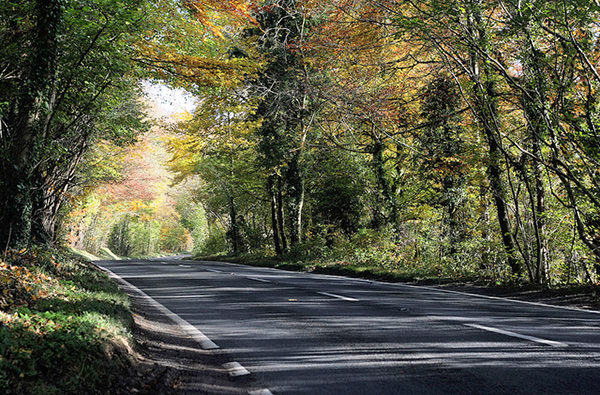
0,248,134,394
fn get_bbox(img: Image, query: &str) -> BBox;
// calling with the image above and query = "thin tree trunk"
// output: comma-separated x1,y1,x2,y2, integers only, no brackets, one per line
229,196,240,255
520,30,550,284
287,154,304,247
268,175,282,256
370,138,396,229
479,184,491,269
277,176,288,252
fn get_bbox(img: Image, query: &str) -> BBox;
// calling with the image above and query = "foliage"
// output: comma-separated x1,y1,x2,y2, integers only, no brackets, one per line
0,248,133,394
182,0,600,287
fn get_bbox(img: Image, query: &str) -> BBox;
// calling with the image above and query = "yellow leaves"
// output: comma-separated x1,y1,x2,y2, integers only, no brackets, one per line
130,200,145,211
165,89,261,182
139,213,153,222
171,111,194,122
138,44,259,88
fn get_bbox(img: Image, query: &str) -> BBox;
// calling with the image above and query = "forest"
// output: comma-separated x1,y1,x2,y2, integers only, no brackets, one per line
2,0,600,287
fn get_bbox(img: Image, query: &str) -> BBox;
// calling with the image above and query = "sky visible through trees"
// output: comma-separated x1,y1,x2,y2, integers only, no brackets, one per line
2,0,600,286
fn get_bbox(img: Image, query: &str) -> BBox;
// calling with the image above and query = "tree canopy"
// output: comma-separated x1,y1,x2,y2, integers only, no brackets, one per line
3,0,600,286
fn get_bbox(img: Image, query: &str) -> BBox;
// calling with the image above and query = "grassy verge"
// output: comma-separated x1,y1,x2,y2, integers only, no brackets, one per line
192,253,481,284
66,246,100,262
97,247,121,260
0,247,134,394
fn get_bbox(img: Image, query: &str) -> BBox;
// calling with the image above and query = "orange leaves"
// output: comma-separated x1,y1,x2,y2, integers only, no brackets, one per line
138,46,259,87
134,0,259,89
183,0,255,35
0,256,53,310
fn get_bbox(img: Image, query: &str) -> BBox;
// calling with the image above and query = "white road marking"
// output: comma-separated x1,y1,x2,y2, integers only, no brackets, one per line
194,260,600,315
399,283,600,315
247,277,271,283
318,292,358,302
95,264,220,350
206,269,222,273
249,389,274,395
464,323,568,347
178,264,192,268
222,361,251,377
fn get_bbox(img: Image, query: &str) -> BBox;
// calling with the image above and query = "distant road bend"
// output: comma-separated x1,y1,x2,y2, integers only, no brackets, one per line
98,257,600,395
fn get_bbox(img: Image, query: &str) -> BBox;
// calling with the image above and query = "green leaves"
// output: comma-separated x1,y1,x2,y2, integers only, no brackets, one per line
0,248,133,394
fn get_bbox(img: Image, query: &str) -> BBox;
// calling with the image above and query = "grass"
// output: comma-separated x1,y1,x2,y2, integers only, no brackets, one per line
192,252,480,284
97,247,121,260
0,247,134,395
66,246,99,262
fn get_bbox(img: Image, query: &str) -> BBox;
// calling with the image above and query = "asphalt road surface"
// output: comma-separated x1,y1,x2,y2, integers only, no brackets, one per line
98,257,600,394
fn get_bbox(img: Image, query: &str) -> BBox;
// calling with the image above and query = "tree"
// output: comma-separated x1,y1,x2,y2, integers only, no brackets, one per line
0,0,254,250
245,0,318,252
0,0,62,247
168,89,264,254
418,76,468,256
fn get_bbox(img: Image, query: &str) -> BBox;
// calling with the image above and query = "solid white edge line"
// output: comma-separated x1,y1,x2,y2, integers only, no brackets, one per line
249,389,274,395
318,291,358,302
95,264,220,350
464,323,568,347
222,361,251,377
399,283,600,315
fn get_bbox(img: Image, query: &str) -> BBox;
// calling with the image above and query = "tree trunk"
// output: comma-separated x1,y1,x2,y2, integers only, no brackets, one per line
467,6,520,276
0,0,62,249
370,139,396,229
276,176,288,252
520,32,550,284
268,176,282,256
228,196,240,255
479,184,491,269
287,154,304,247
481,103,520,276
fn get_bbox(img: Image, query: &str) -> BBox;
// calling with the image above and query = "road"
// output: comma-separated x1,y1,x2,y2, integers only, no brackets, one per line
98,257,600,394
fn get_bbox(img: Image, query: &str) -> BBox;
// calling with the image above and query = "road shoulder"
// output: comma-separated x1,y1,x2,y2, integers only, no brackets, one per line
127,289,255,394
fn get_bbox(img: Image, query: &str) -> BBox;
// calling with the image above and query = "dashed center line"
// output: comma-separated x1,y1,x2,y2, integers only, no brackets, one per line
249,389,274,395
318,291,358,302
222,361,251,377
464,323,568,347
247,277,272,283
205,269,222,273
178,264,191,268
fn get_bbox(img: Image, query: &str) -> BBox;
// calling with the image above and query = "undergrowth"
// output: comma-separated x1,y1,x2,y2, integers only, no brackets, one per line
194,227,496,285
0,247,133,394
